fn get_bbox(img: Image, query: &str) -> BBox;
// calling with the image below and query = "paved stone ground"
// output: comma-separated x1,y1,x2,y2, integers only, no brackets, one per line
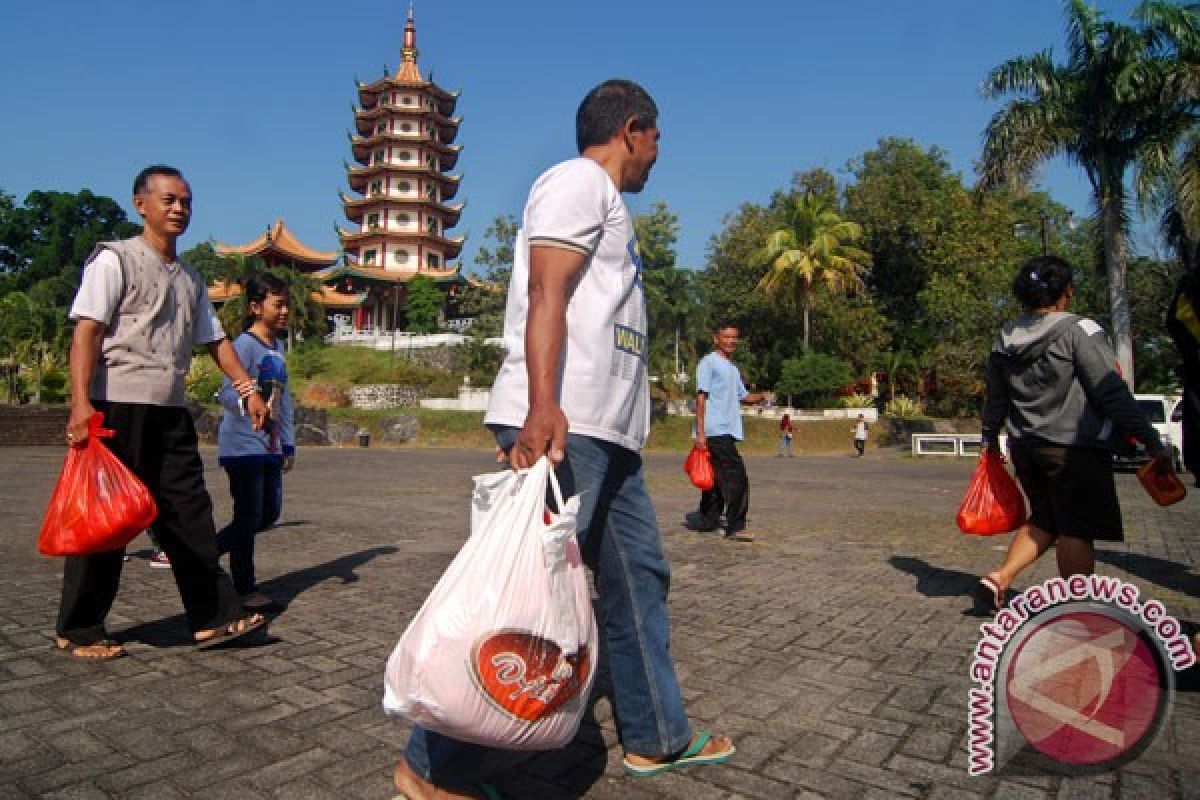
0,445,1197,799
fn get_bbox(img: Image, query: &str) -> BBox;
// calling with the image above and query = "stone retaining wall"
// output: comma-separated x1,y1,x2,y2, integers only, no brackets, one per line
0,405,70,446
346,384,427,410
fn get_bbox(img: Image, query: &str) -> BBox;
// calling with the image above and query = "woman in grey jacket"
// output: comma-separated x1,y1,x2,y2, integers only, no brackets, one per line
973,256,1175,612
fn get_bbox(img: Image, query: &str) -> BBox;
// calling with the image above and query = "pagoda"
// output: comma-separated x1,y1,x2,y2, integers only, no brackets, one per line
321,5,466,333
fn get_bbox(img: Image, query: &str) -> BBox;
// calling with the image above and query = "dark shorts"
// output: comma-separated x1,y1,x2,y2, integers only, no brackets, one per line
1009,442,1123,541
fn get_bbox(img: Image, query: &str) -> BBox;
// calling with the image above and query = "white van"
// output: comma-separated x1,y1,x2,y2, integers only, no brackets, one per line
1116,394,1184,472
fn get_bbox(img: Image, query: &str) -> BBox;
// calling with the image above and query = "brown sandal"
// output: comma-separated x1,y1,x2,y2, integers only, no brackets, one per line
55,637,125,660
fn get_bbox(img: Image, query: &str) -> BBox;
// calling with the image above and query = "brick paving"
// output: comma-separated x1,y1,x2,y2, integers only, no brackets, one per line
0,445,1196,799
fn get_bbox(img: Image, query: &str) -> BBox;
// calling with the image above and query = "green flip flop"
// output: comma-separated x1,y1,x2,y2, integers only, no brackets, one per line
622,731,736,777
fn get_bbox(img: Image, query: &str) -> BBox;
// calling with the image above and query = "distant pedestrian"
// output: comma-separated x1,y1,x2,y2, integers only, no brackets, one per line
973,256,1175,613
56,165,268,659
215,272,295,614
778,413,794,457
853,414,868,457
693,322,766,541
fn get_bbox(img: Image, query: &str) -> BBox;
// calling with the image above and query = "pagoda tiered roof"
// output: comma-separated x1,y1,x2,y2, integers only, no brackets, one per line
216,219,339,268
314,262,464,285
340,192,464,226
352,106,461,142
346,163,462,198
336,226,465,259
348,132,462,168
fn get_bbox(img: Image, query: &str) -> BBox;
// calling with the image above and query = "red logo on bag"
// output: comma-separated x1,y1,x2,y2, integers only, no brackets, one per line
472,631,590,721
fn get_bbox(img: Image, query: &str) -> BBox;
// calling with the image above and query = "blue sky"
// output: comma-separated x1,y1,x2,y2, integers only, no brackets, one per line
0,0,1150,273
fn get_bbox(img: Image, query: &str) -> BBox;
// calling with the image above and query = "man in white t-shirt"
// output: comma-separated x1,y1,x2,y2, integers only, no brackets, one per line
394,79,735,800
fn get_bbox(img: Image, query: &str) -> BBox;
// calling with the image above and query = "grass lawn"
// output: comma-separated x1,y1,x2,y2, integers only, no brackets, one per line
328,408,871,455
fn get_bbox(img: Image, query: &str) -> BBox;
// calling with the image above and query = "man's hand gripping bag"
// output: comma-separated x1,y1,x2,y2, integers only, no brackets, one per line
383,457,597,749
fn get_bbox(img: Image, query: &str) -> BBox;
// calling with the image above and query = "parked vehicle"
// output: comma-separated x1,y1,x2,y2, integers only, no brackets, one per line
1113,394,1184,472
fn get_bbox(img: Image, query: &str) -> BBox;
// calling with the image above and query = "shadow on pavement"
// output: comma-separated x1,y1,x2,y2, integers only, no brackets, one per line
1094,549,1200,598
117,546,398,648
257,544,399,605
888,555,982,614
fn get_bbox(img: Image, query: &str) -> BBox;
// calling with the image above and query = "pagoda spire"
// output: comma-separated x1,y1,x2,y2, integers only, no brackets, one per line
397,3,422,82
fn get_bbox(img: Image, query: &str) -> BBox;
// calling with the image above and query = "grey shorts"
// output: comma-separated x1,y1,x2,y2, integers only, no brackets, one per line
1010,442,1123,541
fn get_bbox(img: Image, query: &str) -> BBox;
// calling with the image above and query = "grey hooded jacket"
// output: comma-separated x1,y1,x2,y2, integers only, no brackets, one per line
980,312,1162,453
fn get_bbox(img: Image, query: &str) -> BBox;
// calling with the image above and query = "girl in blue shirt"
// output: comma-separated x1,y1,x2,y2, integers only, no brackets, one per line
216,273,295,612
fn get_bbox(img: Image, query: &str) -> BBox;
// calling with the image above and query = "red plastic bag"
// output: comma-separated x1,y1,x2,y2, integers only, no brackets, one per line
956,450,1026,535
683,445,715,491
37,412,157,556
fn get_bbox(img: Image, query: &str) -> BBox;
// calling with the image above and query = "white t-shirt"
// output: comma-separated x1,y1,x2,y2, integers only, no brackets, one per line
69,248,224,345
485,157,650,452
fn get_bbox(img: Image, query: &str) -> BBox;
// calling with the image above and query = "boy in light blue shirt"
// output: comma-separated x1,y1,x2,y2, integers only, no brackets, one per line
693,322,764,541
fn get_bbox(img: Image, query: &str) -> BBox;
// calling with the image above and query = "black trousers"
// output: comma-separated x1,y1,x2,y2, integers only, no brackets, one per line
57,401,243,644
699,435,749,534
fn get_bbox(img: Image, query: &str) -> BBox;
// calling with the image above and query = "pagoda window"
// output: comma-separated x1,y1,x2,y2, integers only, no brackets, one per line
363,249,378,266
427,218,439,235
376,120,388,134
426,253,440,269
395,249,410,265
398,180,413,194
402,95,415,106
366,213,381,230
396,212,412,227
399,150,413,162
369,180,383,196
426,185,438,202
372,150,385,165
401,121,414,134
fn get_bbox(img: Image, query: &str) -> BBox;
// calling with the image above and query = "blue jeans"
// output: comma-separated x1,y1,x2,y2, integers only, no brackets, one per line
215,458,283,595
403,428,693,788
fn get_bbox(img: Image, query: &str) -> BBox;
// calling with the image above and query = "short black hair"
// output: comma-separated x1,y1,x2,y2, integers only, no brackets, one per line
713,320,739,334
133,165,184,195
242,271,289,330
575,79,657,154
1012,255,1073,309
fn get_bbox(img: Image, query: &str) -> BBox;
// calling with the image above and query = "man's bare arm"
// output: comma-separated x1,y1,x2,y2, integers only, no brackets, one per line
511,245,586,469
66,319,105,445
694,391,708,448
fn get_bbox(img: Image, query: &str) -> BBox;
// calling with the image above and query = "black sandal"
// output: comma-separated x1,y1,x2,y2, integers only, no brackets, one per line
194,613,267,649
971,577,1008,614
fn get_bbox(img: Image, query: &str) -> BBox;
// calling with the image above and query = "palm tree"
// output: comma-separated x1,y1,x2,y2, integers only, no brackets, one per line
644,264,700,383
756,192,871,352
980,0,1196,387
1121,2,1200,261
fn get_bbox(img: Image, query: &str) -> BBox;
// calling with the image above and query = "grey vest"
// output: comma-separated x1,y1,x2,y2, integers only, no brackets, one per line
87,237,216,407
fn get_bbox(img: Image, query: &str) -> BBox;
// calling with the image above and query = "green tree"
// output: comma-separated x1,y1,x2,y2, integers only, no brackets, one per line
404,275,442,333
458,213,518,336
756,192,871,352
0,189,137,300
776,353,854,407
980,0,1196,387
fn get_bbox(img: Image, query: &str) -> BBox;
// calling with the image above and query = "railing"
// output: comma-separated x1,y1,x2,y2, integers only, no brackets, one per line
324,327,502,350
911,433,1008,457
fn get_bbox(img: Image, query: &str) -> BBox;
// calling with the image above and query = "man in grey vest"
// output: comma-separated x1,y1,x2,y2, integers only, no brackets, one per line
56,165,268,659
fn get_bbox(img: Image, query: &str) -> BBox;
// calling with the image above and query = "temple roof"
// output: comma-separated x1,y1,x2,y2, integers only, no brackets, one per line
206,279,369,310
315,262,464,285
217,219,339,267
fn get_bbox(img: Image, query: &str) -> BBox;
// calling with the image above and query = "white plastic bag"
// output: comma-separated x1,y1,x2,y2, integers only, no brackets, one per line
383,457,598,750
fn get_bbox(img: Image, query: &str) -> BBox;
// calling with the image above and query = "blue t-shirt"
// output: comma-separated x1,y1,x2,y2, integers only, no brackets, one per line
697,352,748,440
